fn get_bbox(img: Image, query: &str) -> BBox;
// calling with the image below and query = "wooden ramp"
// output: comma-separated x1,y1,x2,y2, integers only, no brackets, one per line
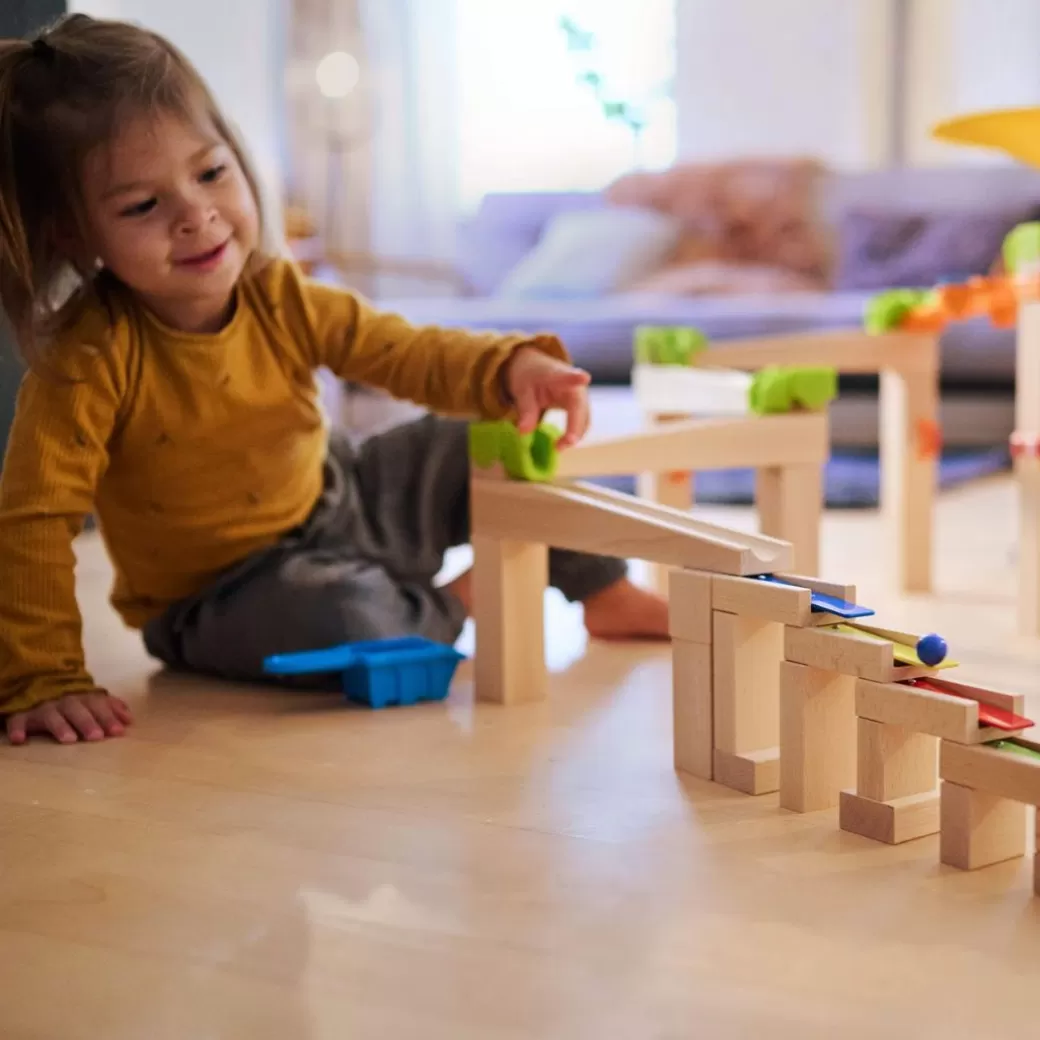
471,475,796,705
471,477,794,576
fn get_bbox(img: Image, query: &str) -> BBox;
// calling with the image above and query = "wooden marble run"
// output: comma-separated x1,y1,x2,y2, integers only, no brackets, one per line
471,426,1040,896
632,323,940,596
868,254,1040,638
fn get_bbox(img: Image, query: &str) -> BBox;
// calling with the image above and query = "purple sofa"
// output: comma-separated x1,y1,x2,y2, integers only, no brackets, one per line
373,166,1040,448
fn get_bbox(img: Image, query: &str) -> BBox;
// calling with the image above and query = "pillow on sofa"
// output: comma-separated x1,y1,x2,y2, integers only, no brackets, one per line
834,206,1040,290
496,206,682,299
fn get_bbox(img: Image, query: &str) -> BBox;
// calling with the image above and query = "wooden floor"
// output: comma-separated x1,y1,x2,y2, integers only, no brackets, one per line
4,472,1040,1038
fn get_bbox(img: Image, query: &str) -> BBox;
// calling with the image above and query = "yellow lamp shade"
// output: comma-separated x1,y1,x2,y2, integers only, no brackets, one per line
932,107,1040,170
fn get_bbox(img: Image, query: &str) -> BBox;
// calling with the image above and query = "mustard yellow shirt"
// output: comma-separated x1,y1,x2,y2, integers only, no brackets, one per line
0,258,567,715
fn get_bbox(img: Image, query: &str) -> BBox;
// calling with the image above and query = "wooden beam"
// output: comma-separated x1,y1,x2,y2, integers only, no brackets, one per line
691,329,938,375
471,478,794,575
554,411,828,478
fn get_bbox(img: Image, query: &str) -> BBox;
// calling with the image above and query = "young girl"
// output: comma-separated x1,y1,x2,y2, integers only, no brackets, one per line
0,14,669,746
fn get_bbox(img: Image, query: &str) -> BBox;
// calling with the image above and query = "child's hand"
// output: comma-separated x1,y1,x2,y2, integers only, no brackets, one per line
5,691,133,745
504,346,591,448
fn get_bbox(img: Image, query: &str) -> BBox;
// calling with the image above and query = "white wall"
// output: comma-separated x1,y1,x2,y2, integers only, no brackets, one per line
69,0,287,222
674,0,896,170
905,0,1040,165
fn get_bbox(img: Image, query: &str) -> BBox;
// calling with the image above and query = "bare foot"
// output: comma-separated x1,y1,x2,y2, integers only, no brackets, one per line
442,568,472,616
582,578,670,641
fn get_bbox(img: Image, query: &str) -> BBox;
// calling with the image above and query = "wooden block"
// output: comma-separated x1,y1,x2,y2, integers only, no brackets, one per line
472,536,548,704
692,328,937,376
855,679,976,742
839,789,940,844
879,366,938,595
940,738,1040,807
856,718,938,801
918,675,1026,718
471,477,793,576
939,780,1028,870
637,468,691,596
755,462,823,576
778,661,857,813
554,410,828,476
1035,808,1040,897
713,611,782,755
772,572,857,604
711,573,812,626
713,747,780,795
672,640,713,780
668,569,713,643
784,625,934,683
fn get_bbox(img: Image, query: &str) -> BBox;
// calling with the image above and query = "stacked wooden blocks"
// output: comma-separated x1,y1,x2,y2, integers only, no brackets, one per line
670,568,877,799
838,675,1030,845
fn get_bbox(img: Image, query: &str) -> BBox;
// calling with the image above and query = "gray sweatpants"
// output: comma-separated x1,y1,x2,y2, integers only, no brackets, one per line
143,415,626,685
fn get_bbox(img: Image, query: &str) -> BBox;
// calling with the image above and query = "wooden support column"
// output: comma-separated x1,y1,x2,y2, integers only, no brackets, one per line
879,360,939,595
755,463,822,576
472,536,548,705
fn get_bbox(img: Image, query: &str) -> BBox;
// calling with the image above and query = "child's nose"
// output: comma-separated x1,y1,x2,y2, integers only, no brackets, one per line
175,199,215,234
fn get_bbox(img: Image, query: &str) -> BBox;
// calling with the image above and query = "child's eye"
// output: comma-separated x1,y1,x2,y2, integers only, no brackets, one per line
120,198,157,218
200,164,227,184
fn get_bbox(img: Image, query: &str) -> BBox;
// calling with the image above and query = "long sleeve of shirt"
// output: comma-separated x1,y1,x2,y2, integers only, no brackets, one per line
283,269,570,417
0,337,125,715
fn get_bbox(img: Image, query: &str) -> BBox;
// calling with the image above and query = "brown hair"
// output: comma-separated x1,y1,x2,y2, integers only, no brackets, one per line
0,13,269,368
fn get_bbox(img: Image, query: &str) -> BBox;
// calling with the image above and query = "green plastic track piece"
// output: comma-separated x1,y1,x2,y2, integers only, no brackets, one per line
747,365,838,415
468,420,562,482
864,288,932,334
633,324,708,366
1003,221,1040,275
989,739,1040,762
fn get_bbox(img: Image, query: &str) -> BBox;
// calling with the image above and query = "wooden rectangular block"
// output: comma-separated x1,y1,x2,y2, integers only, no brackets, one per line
917,675,1027,717
940,780,1028,870
472,536,548,704
755,462,822,576
1035,808,1040,897
779,661,857,813
772,572,857,604
712,610,783,755
839,789,940,844
668,569,713,643
856,718,938,802
784,625,933,683
713,747,780,795
673,640,713,780
940,738,1040,807
855,679,976,743
712,573,813,626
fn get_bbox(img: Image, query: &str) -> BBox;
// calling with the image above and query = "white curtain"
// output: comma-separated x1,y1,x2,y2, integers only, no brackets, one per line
358,0,460,269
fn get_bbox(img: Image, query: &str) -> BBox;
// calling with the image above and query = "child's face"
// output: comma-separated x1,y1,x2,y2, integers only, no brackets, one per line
82,111,260,332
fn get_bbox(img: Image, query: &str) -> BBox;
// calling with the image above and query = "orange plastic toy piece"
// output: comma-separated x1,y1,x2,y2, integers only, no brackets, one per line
895,273,1040,332
916,418,943,460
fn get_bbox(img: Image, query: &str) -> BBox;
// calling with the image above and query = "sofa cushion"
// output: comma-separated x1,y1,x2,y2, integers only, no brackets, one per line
834,205,1039,290
495,206,683,299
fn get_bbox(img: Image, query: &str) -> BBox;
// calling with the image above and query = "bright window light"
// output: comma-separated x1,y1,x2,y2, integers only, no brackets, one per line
455,0,677,210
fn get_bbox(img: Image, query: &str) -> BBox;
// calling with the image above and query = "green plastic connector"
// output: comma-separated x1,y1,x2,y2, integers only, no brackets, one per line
633,324,708,366
1002,221,1040,275
864,288,932,334
747,366,838,415
468,420,562,482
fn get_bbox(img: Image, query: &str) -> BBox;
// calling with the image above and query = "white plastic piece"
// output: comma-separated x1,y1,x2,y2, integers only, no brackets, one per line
633,363,752,417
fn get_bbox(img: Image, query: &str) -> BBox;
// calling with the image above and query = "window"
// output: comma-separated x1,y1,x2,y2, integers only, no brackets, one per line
455,0,677,210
